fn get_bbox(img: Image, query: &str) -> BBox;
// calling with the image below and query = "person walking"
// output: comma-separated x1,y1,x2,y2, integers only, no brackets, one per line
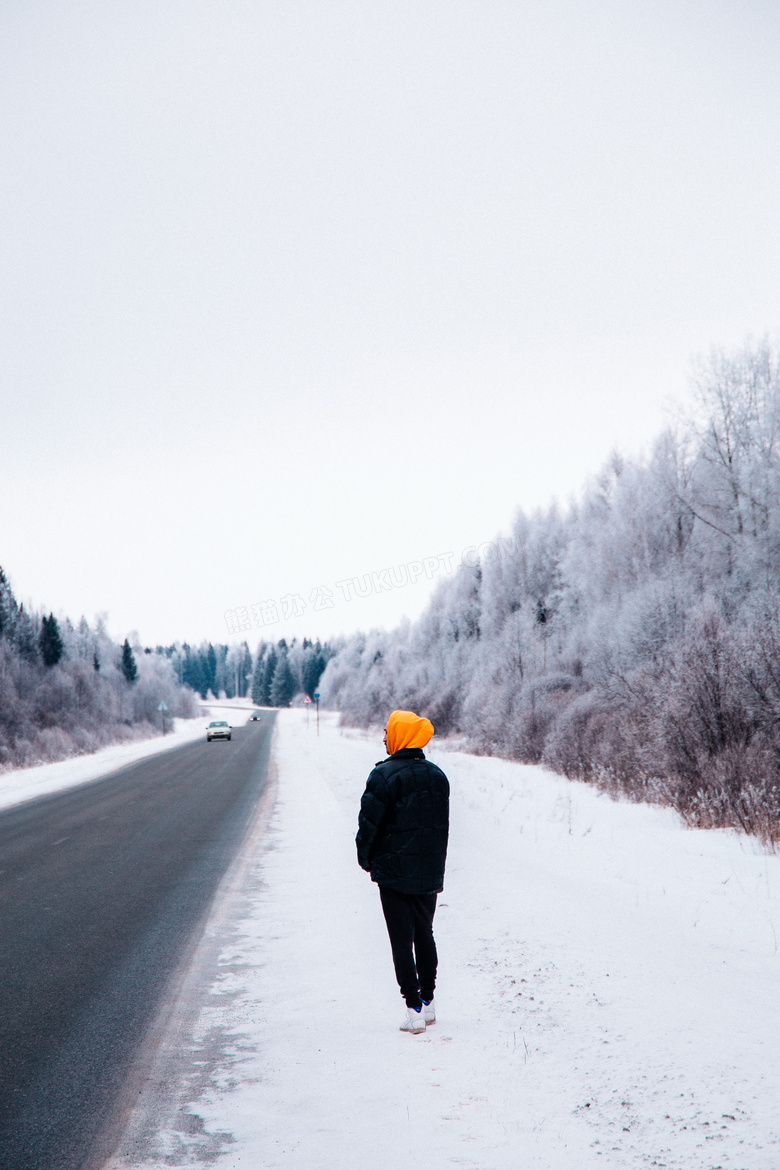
356,709,450,1033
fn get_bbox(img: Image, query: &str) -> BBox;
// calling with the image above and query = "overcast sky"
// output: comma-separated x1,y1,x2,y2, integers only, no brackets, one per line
1,0,779,647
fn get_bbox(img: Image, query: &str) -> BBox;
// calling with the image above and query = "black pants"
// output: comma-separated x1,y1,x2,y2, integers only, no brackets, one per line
379,886,438,1009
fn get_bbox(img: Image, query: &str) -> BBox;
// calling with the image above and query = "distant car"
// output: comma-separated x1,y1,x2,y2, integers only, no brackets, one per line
249,711,262,721
206,720,232,742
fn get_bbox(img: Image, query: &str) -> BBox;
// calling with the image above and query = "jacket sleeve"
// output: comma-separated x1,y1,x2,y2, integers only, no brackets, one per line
356,769,390,872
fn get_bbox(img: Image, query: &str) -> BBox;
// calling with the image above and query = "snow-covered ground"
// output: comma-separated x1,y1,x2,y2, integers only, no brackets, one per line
111,708,780,1170
0,700,257,812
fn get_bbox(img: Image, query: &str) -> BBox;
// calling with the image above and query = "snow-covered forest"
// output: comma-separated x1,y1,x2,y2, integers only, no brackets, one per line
250,638,334,707
154,638,334,708
0,564,337,773
321,340,780,842
0,572,198,771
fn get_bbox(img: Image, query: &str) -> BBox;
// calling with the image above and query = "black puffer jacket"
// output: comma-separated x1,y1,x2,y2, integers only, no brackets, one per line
356,748,449,894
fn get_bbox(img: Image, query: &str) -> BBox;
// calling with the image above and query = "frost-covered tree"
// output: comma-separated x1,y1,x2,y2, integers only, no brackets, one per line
14,606,39,661
0,568,198,771
0,567,18,639
320,339,780,842
270,650,296,708
237,642,253,697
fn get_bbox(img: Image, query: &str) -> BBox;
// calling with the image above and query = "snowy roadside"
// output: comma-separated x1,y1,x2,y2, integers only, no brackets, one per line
0,700,259,812
111,708,780,1170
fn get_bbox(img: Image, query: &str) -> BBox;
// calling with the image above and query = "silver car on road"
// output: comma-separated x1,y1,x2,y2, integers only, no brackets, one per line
206,720,232,742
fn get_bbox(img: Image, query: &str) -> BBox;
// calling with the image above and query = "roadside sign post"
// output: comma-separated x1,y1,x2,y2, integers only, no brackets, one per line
314,692,320,736
157,700,168,735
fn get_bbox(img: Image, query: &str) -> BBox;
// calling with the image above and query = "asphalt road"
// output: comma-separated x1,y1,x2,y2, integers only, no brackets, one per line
0,712,276,1170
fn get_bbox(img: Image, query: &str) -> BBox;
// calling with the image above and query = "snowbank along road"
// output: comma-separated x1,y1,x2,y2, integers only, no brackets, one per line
0,709,275,1170
107,710,780,1170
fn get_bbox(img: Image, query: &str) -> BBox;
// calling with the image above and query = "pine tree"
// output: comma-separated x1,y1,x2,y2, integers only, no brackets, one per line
39,614,65,667
259,646,278,705
181,644,206,696
251,644,267,704
121,639,138,684
251,660,264,703
303,642,328,697
270,651,296,707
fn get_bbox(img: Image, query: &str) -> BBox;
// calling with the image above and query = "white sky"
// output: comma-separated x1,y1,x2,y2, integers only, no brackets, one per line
1,0,779,647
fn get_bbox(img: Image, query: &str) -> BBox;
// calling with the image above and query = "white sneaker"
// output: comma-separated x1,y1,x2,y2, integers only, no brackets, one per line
400,1007,426,1034
422,998,436,1025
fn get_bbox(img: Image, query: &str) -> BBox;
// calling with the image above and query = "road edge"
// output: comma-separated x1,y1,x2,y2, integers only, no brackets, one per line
98,715,280,1170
